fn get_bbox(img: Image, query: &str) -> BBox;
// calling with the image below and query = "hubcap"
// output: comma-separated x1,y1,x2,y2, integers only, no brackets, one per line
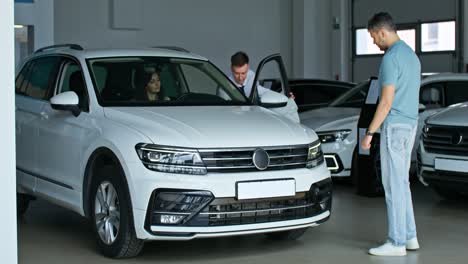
94,181,120,245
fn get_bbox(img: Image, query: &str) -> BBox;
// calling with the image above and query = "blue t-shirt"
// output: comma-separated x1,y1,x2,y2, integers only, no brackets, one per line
378,40,421,125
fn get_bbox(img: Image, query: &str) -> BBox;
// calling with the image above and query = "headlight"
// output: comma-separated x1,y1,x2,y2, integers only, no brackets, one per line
135,144,207,175
317,130,352,143
306,140,324,168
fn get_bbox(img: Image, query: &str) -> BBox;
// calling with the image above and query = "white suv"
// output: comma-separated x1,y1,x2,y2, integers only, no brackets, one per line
418,101,468,199
15,45,331,258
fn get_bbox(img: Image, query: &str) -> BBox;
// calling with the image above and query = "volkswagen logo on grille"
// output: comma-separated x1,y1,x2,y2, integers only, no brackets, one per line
451,132,463,145
253,148,269,170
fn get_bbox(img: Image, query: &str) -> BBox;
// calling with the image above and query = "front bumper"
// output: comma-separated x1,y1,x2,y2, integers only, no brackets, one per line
126,161,332,240
143,178,331,240
418,141,468,189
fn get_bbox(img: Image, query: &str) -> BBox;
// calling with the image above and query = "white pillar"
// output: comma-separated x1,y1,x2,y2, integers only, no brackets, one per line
291,0,333,79
0,0,18,263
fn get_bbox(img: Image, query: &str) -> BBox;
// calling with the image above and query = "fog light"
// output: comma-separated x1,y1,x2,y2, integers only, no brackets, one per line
319,201,327,210
150,190,214,226
159,214,186,224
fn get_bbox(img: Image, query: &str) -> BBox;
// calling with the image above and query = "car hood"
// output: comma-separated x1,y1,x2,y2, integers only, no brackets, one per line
104,106,317,148
426,102,468,126
299,107,361,131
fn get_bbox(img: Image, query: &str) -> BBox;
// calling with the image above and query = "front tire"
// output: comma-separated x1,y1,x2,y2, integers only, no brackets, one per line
90,166,144,258
264,228,308,240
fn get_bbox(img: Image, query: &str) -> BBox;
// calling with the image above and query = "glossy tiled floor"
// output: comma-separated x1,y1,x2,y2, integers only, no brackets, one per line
18,182,468,264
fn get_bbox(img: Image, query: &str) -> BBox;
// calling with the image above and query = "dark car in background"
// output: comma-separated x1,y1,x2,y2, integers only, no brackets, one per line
261,78,355,112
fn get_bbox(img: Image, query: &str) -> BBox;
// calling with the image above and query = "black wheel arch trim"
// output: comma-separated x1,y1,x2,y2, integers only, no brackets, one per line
83,147,131,218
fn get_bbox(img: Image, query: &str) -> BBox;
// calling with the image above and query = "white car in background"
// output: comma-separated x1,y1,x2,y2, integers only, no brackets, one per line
15,45,331,258
300,73,468,178
418,101,468,199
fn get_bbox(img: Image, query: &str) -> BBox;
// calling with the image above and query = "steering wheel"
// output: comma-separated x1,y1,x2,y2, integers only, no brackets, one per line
174,92,191,102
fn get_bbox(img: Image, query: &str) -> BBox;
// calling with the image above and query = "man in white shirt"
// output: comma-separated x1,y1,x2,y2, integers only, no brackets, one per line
228,51,299,123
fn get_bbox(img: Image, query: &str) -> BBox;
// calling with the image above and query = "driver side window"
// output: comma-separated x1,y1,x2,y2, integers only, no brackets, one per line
57,60,88,111
179,64,217,94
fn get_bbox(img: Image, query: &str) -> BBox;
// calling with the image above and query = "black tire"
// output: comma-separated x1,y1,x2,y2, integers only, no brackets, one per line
17,193,31,217
432,185,461,200
90,165,144,258
264,228,308,240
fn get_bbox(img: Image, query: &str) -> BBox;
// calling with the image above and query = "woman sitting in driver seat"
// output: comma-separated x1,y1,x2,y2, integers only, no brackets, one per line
139,71,170,101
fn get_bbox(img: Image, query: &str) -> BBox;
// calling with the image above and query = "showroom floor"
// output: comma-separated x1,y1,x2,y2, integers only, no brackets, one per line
18,181,468,264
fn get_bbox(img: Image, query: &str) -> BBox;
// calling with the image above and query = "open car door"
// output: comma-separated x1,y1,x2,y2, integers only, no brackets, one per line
250,54,299,123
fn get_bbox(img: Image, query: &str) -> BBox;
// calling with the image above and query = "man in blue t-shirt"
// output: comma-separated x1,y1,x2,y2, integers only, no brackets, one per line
361,12,421,257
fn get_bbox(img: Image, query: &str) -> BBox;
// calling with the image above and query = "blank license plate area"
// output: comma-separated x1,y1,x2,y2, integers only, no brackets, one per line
435,158,468,173
236,179,296,200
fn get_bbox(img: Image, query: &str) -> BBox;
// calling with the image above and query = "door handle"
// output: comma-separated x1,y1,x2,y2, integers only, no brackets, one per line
40,112,49,120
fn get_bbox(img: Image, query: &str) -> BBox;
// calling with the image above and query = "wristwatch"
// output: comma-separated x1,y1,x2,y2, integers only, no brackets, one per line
365,129,375,136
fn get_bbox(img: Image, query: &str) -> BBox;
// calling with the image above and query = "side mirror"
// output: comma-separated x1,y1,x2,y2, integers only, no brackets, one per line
50,91,81,117
259,90,288,108
418,103,426,113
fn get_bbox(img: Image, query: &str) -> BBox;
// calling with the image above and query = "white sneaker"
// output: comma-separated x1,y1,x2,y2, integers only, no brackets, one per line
369,242,406,256
406,237,420,250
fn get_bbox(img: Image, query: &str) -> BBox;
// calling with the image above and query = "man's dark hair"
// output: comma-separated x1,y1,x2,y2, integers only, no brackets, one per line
231,51,249,67
367,12,397,32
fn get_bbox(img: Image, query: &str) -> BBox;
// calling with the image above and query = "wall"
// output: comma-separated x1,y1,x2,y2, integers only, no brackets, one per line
54,0,291,75
14,0,54,53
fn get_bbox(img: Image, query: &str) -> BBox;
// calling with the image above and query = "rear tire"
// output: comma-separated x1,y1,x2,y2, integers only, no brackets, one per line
264,228,308,240
90,165,144,258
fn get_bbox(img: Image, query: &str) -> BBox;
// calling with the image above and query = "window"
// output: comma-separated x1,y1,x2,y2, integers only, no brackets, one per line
397,29,416,51
23,57,60,100
356,28,383,55
356,28,416,55
330,81,370,107
179,64,218,94
87,57,246,106
15,61,33,94
420,82,444,109
421,21,455,52
58,60,89,111
445,81,468,106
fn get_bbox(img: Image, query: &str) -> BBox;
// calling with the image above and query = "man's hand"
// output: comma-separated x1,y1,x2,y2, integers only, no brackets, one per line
361,135,373,150
288,91,295,100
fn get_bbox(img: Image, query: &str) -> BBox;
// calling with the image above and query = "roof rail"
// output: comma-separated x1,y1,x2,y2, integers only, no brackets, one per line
152,46,190,53
34,44,84,54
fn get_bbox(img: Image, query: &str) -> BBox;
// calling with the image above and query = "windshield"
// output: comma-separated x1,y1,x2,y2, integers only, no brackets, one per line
86,57,249,106
329,81,370,108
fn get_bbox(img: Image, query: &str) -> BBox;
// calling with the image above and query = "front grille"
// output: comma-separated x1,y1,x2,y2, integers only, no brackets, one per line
186,178,332,227
199,143,321,173
422,125,468,156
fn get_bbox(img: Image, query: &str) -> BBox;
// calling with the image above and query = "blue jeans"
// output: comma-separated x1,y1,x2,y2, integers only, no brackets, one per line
380,122,418,246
